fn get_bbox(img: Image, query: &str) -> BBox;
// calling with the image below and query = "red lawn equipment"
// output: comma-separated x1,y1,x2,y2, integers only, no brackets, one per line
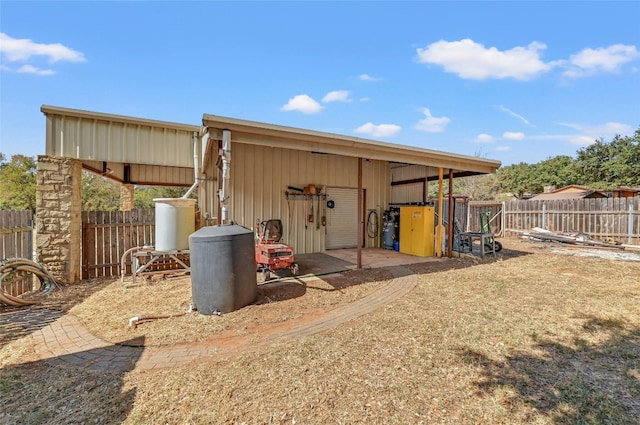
255,219,299,280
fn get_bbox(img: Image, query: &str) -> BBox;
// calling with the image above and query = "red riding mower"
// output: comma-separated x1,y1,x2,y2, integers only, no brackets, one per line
255,219,299,280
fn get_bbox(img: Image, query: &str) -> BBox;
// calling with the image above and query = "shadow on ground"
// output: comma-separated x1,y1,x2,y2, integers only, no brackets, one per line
0,336,144,425
0,278,117,347
256,245,532,305
461,316,640,424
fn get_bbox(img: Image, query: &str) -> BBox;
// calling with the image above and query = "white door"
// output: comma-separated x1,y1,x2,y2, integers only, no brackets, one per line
325,187,358,249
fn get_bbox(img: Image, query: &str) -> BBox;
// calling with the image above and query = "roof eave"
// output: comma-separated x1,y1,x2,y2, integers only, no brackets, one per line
202,114,501,174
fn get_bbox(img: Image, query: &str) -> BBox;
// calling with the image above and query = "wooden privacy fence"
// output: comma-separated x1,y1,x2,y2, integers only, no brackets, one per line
503,198,640,244
0,210,34,296
82,209,155,278
467,202,503,235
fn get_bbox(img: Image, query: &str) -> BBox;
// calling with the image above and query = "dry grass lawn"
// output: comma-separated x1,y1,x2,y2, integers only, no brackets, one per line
1,238,639,424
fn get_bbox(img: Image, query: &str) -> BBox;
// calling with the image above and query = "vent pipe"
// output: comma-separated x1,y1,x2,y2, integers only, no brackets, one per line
219,130,231,224
182,131,200,199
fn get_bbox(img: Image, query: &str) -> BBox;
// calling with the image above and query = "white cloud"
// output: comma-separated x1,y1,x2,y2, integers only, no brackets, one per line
281,94,323,114
357,74,381,82
475,133,495,143
322,90,352,103
497,105,534,126
494,146,512,152
568,135,597,146
503,132,525,140
558,121,633,146
415,108,451,133
563,44,640,78
0,32,85,63
354,122,401,138
416,38,552,81
17,64,55,76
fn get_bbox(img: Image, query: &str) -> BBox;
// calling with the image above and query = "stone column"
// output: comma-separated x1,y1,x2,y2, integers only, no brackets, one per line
36,155,82,284
120,183,135,211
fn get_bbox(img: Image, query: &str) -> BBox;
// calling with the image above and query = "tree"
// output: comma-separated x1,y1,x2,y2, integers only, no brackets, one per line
574,129,640,189
495,162,539,199
532,155,580,191
82,171,121,211
134,186,189,208
0,153,37,211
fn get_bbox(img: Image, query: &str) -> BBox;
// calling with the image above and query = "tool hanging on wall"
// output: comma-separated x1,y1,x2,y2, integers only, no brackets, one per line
304,198,308,229
308,195,314,224
322,198,327,227
316,195,320,229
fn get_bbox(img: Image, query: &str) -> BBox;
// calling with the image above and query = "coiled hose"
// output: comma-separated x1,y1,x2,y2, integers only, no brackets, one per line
0,258,60,307
367,209,379,239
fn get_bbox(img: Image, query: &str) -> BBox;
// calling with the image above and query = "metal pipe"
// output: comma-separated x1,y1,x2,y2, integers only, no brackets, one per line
219,130,231,224
182,131,200,199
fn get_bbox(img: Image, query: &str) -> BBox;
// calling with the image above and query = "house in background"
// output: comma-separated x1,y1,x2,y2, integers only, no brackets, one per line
604,187,640,198
529,185,607,201
530,185,640,201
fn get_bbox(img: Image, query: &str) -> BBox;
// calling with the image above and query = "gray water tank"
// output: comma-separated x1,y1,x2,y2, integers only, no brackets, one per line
189,224,257,315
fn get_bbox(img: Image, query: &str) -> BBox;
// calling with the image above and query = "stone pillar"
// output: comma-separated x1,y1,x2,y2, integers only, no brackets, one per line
36,155,82,284
120,184,135,211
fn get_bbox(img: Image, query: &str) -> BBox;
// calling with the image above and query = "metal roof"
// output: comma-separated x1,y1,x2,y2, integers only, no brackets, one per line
529,190,606,200
41,105,200,133
202,114,501,175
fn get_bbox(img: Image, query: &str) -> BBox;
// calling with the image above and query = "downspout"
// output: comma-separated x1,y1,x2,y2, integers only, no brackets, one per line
219,130,231,224
182,131,200,199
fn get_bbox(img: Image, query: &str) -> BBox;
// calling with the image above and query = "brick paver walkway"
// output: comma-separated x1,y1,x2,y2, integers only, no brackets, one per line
25,266,416,372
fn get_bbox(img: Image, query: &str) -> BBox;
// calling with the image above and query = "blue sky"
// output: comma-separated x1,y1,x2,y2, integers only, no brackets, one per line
1,1,639,167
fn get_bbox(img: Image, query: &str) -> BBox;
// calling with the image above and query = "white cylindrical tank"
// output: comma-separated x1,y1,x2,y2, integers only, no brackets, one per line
154,198,196,251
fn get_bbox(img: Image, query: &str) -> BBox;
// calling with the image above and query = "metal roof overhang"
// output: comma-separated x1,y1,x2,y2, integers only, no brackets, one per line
41,105,201,186
41,105,200,134
202,114,501,175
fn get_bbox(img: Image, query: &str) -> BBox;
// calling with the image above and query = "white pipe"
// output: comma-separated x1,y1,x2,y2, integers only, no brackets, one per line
220,130,231,224
182,131,200,199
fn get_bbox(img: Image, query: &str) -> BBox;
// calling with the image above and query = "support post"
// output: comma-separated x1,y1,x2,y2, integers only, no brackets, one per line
447,169,454,257
36,155,82,284
435,167,444,257
120,184,134,211
357,157,363,269
629,203,634,245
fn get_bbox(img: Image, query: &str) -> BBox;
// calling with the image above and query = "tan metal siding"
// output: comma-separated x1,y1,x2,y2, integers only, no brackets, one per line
391,183,424,204
80,160,194,186
229,143,389,254
391,164,435,204
46,113,196,167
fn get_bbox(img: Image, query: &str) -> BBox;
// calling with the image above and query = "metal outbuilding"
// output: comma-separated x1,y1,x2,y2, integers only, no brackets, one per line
38,105,500,282
200,114,501,258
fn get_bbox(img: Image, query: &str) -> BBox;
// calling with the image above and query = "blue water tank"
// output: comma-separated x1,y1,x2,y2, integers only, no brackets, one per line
189,224,257,315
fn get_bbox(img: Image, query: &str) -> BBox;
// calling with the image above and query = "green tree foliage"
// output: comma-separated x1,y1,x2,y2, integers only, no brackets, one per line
81,171,121,211
495,162,538,199
574,129,640,189
0,153,37,211
531,155,579,191
134,186,189,208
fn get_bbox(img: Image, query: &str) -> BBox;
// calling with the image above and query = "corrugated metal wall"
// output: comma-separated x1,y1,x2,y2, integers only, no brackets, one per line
228,143,390,254
46,114,195,167
390,164,437,204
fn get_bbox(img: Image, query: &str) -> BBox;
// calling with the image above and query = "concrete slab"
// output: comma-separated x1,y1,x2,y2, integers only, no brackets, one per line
260,248,442,284
323,247,440,269
295,252,354,276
